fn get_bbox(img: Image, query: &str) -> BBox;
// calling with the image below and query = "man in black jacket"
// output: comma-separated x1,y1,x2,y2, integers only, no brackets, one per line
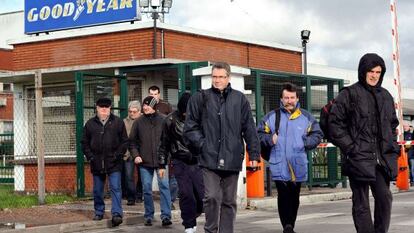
184,62,260,233
129,96,172,227
81,97,128,227
158,93,204,233
328,53,399,233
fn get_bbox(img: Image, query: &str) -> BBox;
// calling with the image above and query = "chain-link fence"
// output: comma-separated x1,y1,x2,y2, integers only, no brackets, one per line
0,84,79,208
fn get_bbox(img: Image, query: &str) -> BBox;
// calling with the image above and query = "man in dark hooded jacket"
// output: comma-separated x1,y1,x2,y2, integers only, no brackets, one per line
328,53,399,233
158,93,204,233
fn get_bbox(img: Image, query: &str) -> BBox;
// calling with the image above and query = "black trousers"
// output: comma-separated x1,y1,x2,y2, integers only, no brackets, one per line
275,181,302,229
174,160,204,229
135,164,143,200
349,166,392,233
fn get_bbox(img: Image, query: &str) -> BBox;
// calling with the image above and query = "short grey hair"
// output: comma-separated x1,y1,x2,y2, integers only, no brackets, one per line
212,61,231,76
128,100,141,111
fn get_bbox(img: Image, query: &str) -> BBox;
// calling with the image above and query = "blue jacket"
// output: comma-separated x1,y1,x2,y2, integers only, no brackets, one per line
257,102,323,182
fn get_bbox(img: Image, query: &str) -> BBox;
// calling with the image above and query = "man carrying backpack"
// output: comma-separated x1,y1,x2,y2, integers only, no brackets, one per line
328,53,399,233
257,83,323,233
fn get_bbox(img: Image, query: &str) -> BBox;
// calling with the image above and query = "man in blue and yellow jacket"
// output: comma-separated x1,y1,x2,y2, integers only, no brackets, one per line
257,83,323,233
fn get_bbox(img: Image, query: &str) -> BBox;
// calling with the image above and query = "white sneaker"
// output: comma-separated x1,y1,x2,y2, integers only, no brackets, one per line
185,228,194,233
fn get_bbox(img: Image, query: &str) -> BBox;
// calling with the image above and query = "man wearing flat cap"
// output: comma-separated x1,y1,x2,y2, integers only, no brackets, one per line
81,97,128,227
129,96,172,227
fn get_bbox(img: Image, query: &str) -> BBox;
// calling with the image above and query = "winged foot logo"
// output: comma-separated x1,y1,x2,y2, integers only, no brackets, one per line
27,0,134,22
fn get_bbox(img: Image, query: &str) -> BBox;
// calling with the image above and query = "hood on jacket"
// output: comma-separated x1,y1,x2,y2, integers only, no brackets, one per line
358,53,386,88
177,92,191,115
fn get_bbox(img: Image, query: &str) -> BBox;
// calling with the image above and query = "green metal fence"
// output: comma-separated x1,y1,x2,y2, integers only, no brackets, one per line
0,133,14,184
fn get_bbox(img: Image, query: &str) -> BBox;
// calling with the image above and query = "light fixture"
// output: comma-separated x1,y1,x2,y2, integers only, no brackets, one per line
300,30,311,75
139,0,149,7
139,0,174,59
150,0,161,7
163,0,173,8
301,30,311,42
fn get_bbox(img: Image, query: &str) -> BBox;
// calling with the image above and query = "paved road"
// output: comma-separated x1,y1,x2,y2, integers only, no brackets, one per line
80,191,414,233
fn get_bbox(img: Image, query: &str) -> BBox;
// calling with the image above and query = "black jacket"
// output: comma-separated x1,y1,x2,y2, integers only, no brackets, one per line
129,112,165,168
158,111,197,168
183,84,260,172
328,53,399,181
81,114,128,175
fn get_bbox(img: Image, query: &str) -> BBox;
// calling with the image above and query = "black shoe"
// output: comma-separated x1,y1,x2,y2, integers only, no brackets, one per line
111,215,123,227
136,198,143,203
127,200,135,206
93,215,103,221
144,218,152,226
283,224,295,233
162,218,172,227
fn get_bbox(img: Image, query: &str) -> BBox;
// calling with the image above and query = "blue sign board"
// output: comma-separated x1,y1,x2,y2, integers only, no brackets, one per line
25,0,138,34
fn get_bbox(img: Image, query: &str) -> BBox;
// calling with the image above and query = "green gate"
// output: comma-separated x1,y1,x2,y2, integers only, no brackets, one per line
75,72,128,197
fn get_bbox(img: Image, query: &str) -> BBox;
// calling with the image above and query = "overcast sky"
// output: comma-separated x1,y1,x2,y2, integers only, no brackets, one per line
1,0,413,87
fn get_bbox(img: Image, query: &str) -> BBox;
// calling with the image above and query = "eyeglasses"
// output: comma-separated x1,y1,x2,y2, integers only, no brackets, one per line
129,110,139,113
97,105,110,108
212,75,228,80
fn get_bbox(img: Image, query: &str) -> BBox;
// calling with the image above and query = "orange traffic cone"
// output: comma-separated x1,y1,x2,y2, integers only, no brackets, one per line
396,145,409,191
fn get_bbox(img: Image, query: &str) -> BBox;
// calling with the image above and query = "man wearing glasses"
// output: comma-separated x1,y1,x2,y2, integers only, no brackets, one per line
81,97,129,227
122,101,142,206
184,62,260,233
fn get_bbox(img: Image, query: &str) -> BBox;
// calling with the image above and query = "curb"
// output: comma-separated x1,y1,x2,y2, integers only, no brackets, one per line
247,184,404,211
1,211,182,233
247,191,353,210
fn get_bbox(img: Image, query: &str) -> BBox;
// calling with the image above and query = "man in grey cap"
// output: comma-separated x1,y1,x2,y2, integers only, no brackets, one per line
81,97,128,227
129,96,172,227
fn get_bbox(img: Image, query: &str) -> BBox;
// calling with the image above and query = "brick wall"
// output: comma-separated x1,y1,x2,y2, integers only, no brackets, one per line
24,163,93,194
0,93,13,120
164,31,301,73
13,29,155,71
12,28,301,73
0,49,13,71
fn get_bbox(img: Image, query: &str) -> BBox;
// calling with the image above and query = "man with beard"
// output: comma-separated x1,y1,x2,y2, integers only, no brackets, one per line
257,83,323,233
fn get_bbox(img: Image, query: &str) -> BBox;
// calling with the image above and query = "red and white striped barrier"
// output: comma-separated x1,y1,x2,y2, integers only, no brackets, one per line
316,141,413,148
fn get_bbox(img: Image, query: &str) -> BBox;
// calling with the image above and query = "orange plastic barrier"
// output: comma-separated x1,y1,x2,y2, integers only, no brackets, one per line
396,145,409,191
245,152,264,198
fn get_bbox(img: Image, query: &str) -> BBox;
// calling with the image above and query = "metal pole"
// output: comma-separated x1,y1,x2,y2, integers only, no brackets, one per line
302,41,307,75
35,70,45,205
153,12,158,59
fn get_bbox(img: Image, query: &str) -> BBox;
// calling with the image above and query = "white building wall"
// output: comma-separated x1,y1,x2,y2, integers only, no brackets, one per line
0,11,24,49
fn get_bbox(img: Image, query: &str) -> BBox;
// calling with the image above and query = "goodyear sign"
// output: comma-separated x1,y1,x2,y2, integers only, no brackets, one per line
25,0,137,34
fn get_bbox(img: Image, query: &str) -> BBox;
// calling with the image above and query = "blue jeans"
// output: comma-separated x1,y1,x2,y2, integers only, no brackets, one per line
93,171,123,217
122,158,136,201
140,166,172,220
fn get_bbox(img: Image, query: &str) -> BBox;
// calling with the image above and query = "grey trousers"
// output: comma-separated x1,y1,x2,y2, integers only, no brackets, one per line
202,168,239,233
349,166,393,233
